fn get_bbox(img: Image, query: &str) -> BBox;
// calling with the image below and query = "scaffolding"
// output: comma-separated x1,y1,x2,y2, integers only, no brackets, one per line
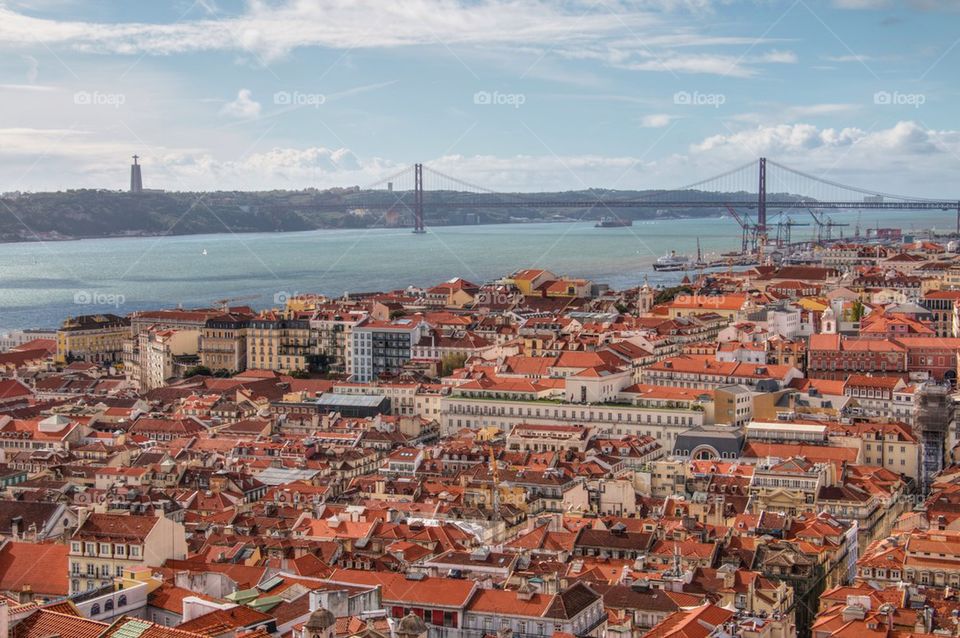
916,383,953,494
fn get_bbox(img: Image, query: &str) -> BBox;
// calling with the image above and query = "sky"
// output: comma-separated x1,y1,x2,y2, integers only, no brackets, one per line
0,0,958,196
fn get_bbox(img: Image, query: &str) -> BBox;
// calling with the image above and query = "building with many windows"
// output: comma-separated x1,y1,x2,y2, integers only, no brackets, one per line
68,513,187,594
350,316,429,382
199,313,250,373
246,316,314,373
56,314,130,364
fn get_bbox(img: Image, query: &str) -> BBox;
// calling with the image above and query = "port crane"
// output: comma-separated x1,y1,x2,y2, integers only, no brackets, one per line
807,209,850,245
724,205,759,254
771,212,810,248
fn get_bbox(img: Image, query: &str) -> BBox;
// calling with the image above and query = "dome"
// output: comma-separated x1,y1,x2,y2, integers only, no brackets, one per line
397,612,428,635
305,607,336,631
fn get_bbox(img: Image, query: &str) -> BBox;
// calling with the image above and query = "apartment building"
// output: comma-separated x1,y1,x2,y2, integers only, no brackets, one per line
441,393,705,441
143,329,199,390
69,513,187,594
247,316,314,373
350,316,429,382
311,309,366,375
56,314,130,364
199,313,250,373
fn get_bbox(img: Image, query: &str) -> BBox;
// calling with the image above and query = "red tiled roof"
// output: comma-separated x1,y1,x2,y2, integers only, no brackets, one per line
0,541,69,596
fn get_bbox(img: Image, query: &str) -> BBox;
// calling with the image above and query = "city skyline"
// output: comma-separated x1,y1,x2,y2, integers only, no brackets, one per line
0,0,958,196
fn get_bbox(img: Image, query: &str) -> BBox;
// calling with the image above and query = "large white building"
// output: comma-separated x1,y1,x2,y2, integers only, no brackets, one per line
350,316,429,382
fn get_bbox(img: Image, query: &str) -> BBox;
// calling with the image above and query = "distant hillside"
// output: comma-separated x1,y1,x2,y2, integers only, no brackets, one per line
0,187,801,243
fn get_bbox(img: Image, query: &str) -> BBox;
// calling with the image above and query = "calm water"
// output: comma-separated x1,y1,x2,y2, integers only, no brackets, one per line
1,209,956,331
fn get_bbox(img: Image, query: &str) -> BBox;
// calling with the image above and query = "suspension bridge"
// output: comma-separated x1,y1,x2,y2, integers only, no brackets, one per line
328,158,960,246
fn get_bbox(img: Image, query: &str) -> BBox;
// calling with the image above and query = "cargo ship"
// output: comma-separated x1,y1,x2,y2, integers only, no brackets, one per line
595,217,632,228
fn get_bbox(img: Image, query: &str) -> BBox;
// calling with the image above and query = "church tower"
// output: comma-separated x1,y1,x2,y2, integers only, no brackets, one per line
301,607,336,638
821,305,837,334
637,276,654,316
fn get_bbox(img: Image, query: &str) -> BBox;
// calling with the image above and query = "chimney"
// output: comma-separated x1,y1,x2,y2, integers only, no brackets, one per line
10,517,21,540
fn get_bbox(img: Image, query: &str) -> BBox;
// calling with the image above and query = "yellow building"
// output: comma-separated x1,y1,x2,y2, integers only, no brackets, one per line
508,269,557,295
56,314,130,365
246,316,313,372
199,314,249,373
664,293,755,321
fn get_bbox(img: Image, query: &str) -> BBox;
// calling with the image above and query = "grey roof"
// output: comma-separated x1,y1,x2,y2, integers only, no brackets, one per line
254,467,320,486
673,426,745,458
315,393,387,408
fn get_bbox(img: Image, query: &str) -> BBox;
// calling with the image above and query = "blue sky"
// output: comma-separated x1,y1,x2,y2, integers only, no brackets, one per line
0,0,958,195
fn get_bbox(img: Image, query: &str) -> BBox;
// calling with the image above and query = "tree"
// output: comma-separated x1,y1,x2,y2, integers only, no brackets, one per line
183,365,212,377
850,299,866,322
654,285,693,305
441,353,468,376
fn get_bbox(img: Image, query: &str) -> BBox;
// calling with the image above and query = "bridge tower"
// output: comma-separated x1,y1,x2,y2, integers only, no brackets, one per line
413,163,425,234
757,157,767,247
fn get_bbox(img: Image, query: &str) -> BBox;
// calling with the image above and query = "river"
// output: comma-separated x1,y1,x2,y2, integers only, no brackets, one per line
1,209,956,331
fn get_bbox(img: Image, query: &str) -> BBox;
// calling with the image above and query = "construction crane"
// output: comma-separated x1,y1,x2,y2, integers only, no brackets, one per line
807,208,850,245
214,294,260,311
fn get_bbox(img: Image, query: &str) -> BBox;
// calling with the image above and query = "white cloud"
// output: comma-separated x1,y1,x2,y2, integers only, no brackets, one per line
0,84,55,92
752,50,798,64
0,2,792,78
640,114,674,128
219,89,260,119
784,103,860,118
0,2,648,59
1,122,957,198
832,0,891,8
